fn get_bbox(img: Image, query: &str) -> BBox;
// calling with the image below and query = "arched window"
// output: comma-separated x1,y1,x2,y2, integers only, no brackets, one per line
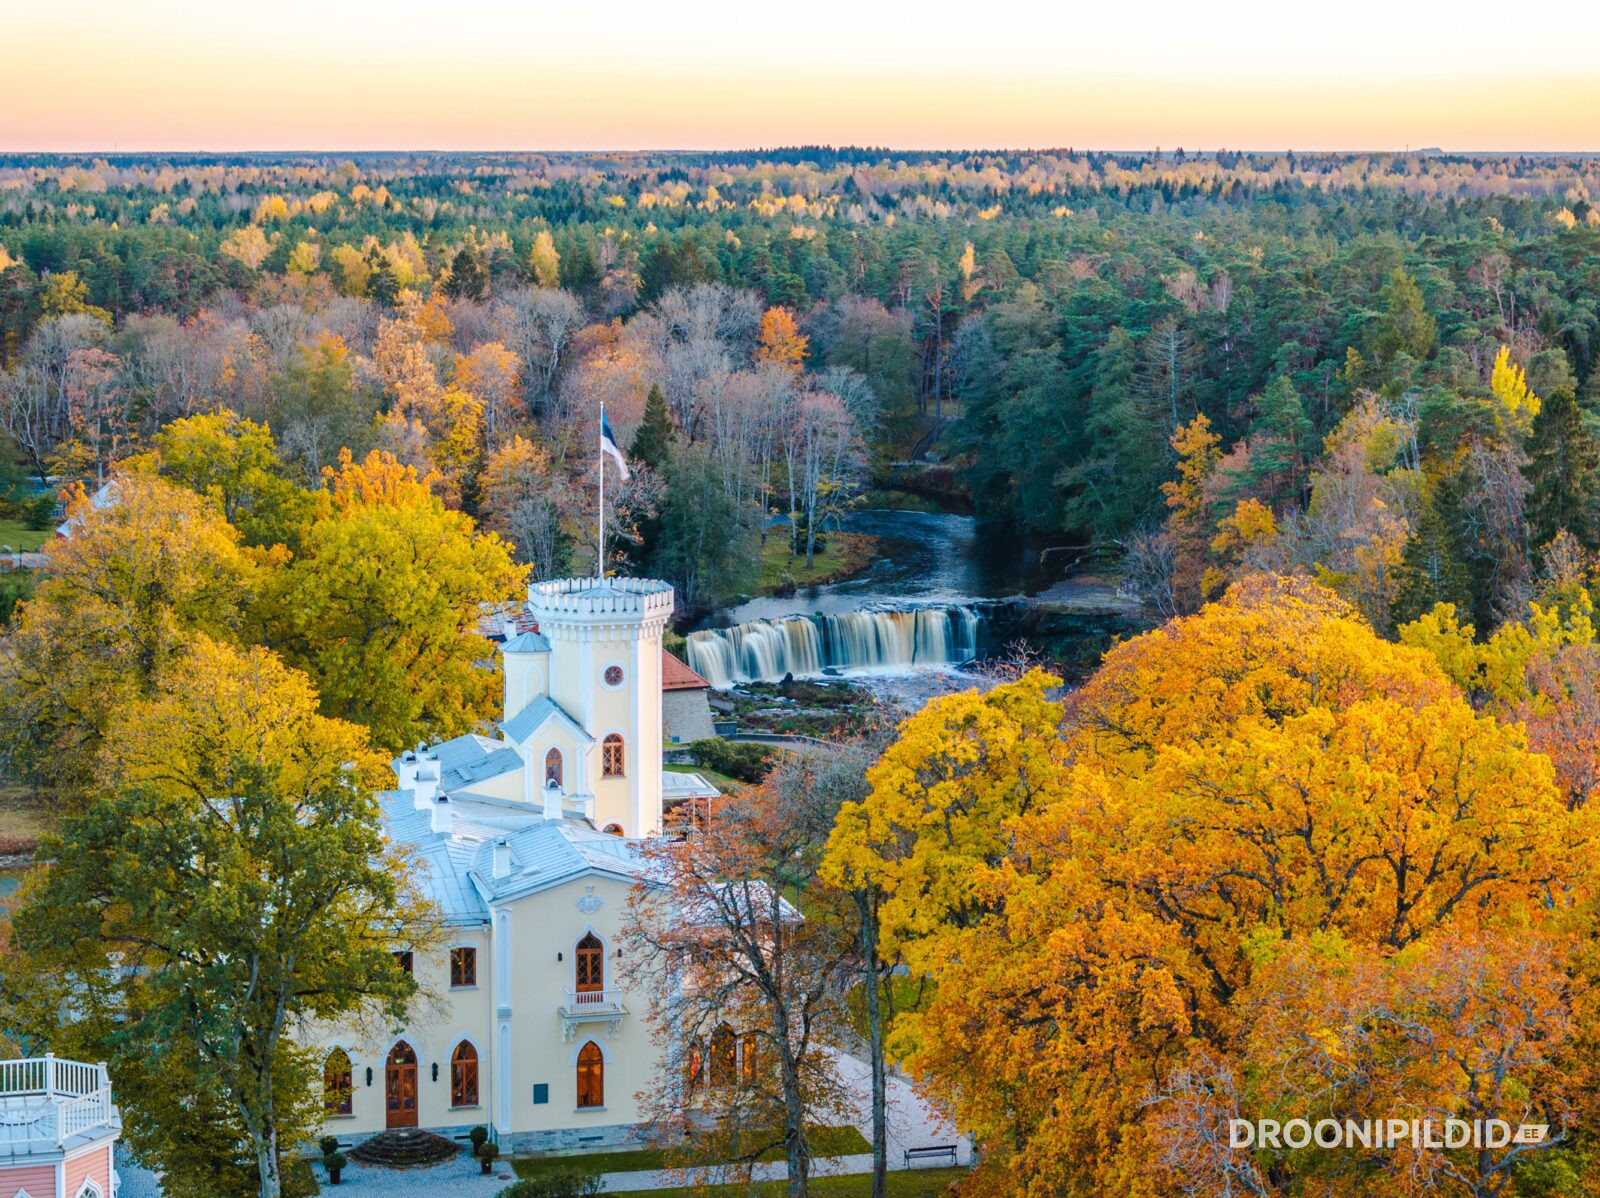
709,1024,737,1087
450,1041,479,1108
76,1178,105,1198
545,747,563,788
601,823,625,836
684,1039,705,1090
602,733,625,777
576,1041,604,1109
323,1047,353,1115
740,1033,759,1086
574,932,603,1001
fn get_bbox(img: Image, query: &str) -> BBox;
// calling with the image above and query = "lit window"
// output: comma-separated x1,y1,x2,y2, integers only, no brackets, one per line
450,1041,479,1107
577,1041,604,1109
710,1024,736,1087
450,947,476,987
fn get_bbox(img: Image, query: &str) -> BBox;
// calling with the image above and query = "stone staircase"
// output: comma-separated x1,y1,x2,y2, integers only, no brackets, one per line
346,1128,462,1168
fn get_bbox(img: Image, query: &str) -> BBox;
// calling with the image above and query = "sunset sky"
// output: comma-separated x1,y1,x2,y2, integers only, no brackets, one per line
6,0,1600,152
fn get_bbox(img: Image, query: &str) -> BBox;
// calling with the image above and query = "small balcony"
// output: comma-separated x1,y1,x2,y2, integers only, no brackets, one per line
557,987,627,1041
0,1055,120,1157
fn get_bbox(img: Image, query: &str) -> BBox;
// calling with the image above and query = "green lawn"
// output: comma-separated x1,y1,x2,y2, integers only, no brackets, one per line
756,531,876,593
622,1167,967,1198
0,520,50,552
514,1126,871,1179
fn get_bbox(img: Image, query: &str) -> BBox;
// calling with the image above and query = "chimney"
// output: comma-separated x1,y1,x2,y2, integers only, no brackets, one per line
503,619,518,640
543,777,564,821
394,750,418,791
413,758,440,810
493,838,511,879
430,793,452,835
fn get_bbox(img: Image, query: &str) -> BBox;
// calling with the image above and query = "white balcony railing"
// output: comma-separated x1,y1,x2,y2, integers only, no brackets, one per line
0,1055,119,1153
563,987,625,1011
557,989,628,1041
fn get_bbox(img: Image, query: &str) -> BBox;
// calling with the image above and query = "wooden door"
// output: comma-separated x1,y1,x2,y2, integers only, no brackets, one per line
575,933,603,1002
385,1041,418,1128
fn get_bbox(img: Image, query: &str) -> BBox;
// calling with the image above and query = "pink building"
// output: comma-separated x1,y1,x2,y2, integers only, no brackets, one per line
0,1056,120,1198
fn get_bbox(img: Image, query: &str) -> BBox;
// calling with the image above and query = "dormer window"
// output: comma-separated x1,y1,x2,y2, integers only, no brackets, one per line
545,747,563,788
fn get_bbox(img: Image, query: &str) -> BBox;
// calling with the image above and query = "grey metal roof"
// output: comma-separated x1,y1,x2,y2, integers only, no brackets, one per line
381,791,655,923
501,631,552,654
500,695,592,745
442,746,523,791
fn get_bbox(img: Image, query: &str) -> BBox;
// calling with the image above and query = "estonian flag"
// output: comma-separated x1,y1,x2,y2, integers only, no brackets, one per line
600,410,630,480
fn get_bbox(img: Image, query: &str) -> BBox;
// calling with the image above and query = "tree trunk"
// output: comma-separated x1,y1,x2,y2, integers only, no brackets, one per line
860,890,888,1198
251,1119,282,1198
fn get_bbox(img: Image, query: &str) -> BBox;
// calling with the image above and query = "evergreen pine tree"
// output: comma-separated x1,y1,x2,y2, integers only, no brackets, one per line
442,248,487,301
631,384,677,470
1526,385,1600,549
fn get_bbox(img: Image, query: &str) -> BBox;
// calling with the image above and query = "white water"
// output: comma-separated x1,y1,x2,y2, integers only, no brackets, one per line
685,605,981,688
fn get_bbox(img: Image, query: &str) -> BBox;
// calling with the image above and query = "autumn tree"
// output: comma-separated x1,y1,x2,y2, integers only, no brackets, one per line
0,472,266,795
627,779,855,1198
757,306,808,372
478,433,570,577
261,449,525,752
0,637,431,1198
827,577,1598,1197
144,408,312,548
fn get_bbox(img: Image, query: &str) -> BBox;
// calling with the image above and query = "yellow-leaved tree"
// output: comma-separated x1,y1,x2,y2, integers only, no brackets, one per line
0,472,270,797
825,575,1600,1197
261,449,526,753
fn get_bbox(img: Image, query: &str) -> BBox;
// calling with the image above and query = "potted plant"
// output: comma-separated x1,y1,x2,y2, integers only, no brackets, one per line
477,1140,499,1175
319,1136,340,1157
469,1125,489,1155
323,1151,347,1185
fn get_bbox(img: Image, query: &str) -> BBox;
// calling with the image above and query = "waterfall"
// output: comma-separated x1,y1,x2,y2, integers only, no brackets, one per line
685,605,982,687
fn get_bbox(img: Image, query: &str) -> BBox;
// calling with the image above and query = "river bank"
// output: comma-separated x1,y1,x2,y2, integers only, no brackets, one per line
755,529,880,595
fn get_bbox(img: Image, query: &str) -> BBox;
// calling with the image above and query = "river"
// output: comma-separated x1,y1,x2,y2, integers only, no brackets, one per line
685,510,1129,698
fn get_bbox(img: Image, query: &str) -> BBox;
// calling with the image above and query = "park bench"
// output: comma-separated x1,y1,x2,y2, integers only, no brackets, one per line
904,1144,958,1169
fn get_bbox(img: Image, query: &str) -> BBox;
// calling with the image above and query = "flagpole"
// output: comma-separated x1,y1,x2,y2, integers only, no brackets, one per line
597,402,605,580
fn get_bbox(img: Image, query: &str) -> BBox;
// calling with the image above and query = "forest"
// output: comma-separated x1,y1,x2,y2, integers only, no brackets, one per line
8,147,1600,1198
2,148,1600,639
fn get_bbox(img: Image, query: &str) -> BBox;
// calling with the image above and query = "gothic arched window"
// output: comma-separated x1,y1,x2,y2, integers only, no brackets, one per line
450,1041,479,1108
577,1041,604,1109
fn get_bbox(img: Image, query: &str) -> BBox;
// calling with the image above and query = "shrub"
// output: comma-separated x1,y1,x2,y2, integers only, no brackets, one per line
21,493,55,532
688,737,775,783
318,1136,340,1156
470,1125,489,1152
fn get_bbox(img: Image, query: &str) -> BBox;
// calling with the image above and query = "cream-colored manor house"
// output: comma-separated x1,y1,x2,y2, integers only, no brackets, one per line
311,575,719,1154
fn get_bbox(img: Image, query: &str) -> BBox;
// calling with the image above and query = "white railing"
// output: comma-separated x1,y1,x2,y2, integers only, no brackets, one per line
0,1055,107,1100
562,987,625,1011
56,1087,115,1141
0,1056,117,1152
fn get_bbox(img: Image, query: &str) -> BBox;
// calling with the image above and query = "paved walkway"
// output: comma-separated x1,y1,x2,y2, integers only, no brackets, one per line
111,1051,968,1195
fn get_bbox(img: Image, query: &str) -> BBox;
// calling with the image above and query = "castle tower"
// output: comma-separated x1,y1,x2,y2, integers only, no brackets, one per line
524,577,674,837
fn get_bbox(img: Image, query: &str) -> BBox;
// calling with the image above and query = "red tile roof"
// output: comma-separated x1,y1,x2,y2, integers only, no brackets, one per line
662,649,710,691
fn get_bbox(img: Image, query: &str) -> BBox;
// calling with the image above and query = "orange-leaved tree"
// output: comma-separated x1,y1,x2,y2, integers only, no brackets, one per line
825,575,1600,1197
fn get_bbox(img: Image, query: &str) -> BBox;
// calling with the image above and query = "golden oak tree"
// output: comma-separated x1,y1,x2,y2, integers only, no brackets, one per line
826,576,1600,1197
261,449,525,753
2,637,431,1198
0,472,269,795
